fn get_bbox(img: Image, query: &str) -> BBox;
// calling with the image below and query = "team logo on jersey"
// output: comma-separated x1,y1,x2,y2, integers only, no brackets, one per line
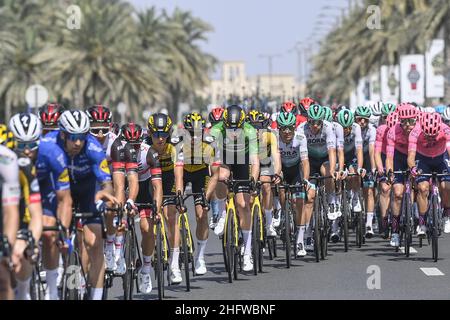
100,159,111,175
58,168,70,183
17,157,31,167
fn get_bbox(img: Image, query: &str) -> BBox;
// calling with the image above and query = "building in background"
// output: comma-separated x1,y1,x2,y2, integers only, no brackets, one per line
199,61,304,106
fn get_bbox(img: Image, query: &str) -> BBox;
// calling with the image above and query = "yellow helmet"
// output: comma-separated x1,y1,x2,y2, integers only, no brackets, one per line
0,124,15,149
183,112,205,132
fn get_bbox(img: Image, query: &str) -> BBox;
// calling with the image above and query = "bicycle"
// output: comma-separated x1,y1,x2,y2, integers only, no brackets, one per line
135,202,170,300
309,174,333,262
345,173,366,248
175,190,206,292
415,172,450,262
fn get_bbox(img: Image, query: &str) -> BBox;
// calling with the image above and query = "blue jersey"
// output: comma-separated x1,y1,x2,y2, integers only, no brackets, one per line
45,131,112,185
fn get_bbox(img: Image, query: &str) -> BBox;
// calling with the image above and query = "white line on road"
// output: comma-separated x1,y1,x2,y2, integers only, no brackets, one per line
399,247,417,254
420,268,445,276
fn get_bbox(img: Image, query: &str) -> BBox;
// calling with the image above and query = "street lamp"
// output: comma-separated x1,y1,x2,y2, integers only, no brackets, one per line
259,53,282,94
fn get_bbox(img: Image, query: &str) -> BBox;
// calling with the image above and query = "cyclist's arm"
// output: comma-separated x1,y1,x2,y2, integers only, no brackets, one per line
174,146,184,194
369,144,376,171
2,151,20,245
407,127,419,169
206,165,220,201
147,148,163,211
270,134,282,176
248,125,260,181
354,124,364,170
325,124,336,176
56,189,72,230
21,163,43,242
124,144,139,203
385,127,396,174
375,127,385,173
302,158,310,182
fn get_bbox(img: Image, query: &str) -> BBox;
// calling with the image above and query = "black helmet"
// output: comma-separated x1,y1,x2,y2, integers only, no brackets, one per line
147,113,173,133
223,105,245,129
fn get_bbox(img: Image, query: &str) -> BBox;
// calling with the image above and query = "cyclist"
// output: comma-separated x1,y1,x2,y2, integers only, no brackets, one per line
298,97,317,117
178,112,220,275
8,113,43,300
0,144,20,300
38,103,65,136
276,112,314,256
354,106,376,238
87,105,138,275
117,122,163,294
270,102,306,130
294,104,336,252
442,106,450,126
375,112,399,238
46,110,117,300
210,105,260,272
145,113,184,284
385,103,419,247
407,112,450,234
369,101,383,128
247,110,282,237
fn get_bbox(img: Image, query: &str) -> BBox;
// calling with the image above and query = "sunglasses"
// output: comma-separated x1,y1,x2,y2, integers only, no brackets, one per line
16,141,39,152
152,131,170,139
66,133,88,141
89,127,109,136
280,126,295,132
308,120,323,126
400,118,416,126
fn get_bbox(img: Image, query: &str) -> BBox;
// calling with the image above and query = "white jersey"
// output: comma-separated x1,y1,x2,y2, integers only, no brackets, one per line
343,123,363,155
361,124,377,153
136,142,152,182
295,120,336,159
103,132,118,162
278,136,302,168
332,122,345,150
0,145,20,207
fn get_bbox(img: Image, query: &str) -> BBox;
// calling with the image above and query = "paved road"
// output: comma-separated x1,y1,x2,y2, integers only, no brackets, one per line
107,200,450,300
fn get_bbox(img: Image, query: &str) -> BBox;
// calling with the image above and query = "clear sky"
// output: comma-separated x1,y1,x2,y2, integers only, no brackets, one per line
128,0,351,77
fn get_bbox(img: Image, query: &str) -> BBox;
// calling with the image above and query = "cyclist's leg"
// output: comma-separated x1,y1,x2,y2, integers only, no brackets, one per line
260,172,274,232
436,154,450,227
363,153,375,232
415,154,433,231
379,180,391,230
13,234,33,300
212,165,230,236
0,259,13,300
41,189,60,300
83,222,104,299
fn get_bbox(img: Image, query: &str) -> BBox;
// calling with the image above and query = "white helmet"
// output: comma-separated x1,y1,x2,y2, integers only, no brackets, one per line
59,110,90,134
443,106,450,121
9,113,42,142
424,107,436,113
369,101,383,117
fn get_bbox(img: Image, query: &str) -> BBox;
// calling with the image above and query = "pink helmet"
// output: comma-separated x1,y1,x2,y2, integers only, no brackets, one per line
421,112,441,136
386,112,399,129
397,103,418,119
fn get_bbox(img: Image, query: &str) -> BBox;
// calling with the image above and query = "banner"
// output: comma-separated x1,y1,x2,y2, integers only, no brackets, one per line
400,54,425,104
369,72,381,102
380,65,400,104
426,39,445,98
357,77,370,106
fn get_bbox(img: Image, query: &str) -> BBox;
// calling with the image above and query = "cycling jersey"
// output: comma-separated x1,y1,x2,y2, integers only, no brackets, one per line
342,123,363,157
0,145,20,208
45,131,111,185
281,134,307,167
361,124,377,153
332,122,344,150
36,136,70,217
258,129,278,167
408,124,450,158
375,124,389,155
210,121,258,165
386,123,419,157
294,121,336,159
144,137,184,173
109,136,138,174
176,135,218,173
16,155,41,228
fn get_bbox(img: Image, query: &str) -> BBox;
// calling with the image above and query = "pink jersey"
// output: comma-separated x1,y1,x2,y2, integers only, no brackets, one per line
386,123,418,157
408,124,450,158
375,124,389,155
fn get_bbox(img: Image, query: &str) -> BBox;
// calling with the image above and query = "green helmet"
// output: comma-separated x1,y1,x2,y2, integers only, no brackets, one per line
337,109,354,128
307,104,325,121
381,103,396,116
277,112,296,127
355,105,372,118
323,106,333,122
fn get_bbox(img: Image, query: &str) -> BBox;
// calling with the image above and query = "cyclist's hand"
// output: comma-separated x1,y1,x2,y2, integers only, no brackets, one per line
11,239,27,273
357,167,366,178
303,179,316,191
377,166,384,177
410,166,420,178
95,190,119,206
330,170,337,180
125,199,138,217
339,169,348,180
272,174,282,185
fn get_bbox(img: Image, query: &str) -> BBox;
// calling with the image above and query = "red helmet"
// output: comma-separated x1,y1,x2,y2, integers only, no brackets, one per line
38,103,65,126
421,112,441,136
208,107,224,124
397,103,418,119
299,97,316,114
386,112,399,129
121,123,143,144
281,101,298,115
86,105,112,123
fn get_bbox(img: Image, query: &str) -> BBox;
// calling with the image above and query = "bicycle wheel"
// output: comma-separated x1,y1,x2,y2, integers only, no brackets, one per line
404,194,413,257
123,228,136,300
29,264,43,300
251,203,262,275
180,215,191,291
224,208,235,283
283,200,292,268
320,191,328,259
342,188,349,252
313,194,321,263
66,251,81,300
155,222,164,300
431,195,439,262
